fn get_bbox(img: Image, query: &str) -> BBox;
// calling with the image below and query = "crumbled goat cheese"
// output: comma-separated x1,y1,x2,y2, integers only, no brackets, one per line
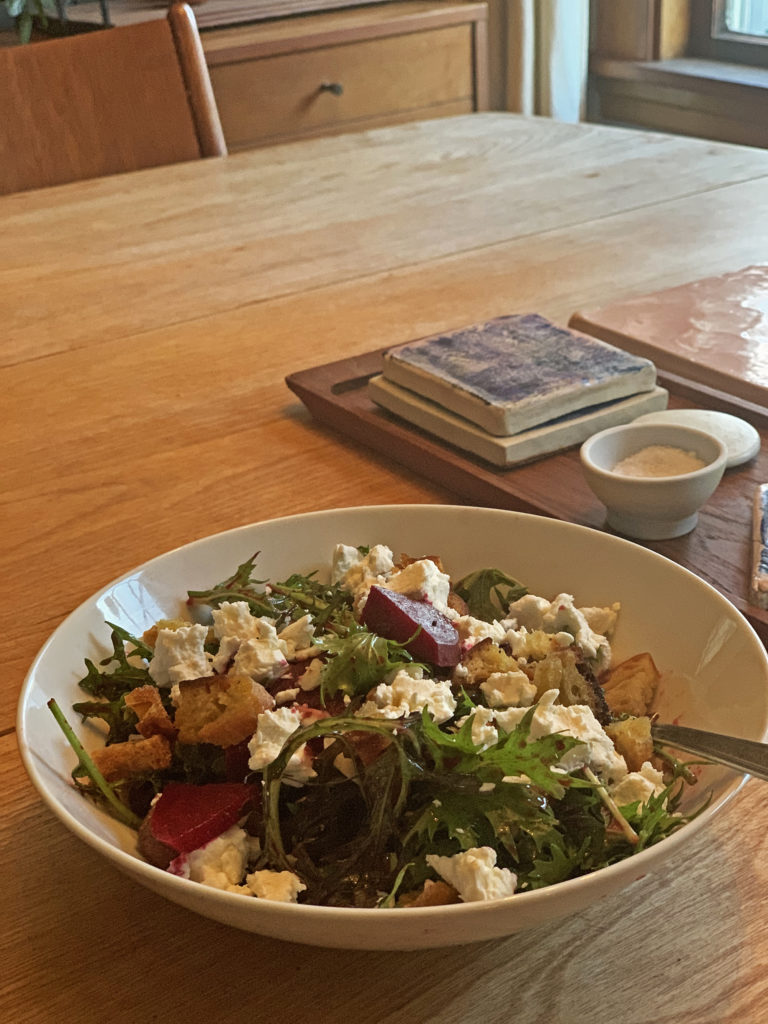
502,626,574,661
382,559,451,612
507,593,613,665
331,543,395,609
211,634,241,674
209,601,289,682
247,707,316,783
245,869,307,903
298,657,324,691
211,601,284,643
356,669,456,724
480,669,537,708
493,689,627,783
277,614,315,658
170,825,249,892
450,613,508,648
610,761,666,807
460,706,499,750
148,624,212,687
231,636,288,684
276,687,301,705
426,847,517,902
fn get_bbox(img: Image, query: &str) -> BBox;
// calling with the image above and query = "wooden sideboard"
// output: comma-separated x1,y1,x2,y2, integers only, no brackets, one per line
1,1,488,150
201,2,489,149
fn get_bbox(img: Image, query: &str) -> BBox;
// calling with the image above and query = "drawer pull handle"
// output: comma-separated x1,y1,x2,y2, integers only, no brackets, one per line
319,81,344,96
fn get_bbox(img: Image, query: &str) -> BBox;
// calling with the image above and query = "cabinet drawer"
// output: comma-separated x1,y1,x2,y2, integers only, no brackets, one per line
208,24,475,148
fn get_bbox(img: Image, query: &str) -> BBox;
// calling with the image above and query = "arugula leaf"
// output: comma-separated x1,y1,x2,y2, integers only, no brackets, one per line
186,553,274,617
268,573,355,631
259,716,408,905
317,624,420,701
187,556,355,631
77,624,153,701
48,698,142,829
417,706,582,798
72,696,138,745
454,567,527,622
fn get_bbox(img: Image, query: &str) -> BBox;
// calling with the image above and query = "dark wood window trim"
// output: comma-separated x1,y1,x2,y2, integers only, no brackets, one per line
589,0,768,148
689,0,768,67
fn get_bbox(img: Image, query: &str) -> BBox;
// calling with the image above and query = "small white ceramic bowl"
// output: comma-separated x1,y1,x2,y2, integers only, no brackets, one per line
580,422,728,540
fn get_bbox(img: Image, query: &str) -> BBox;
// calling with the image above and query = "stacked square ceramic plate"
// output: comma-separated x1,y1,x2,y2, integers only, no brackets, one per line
368,313,669,467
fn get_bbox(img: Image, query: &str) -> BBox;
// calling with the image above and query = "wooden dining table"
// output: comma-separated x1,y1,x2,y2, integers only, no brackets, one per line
4,112,768,1023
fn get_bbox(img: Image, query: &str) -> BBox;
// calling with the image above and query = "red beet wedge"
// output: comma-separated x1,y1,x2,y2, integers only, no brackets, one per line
149,781,255,854
361,586,461,667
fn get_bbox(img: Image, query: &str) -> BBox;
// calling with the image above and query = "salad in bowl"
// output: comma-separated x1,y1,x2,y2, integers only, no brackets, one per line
19,506,768,949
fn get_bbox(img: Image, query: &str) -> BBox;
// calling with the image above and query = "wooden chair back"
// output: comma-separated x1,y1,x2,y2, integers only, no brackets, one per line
0,3,227,195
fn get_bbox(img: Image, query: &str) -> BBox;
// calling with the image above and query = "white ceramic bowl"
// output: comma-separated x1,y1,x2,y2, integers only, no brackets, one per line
580,422,728,540
18,505,768,950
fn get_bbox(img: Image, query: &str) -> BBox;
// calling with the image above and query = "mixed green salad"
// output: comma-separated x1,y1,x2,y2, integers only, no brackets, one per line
51,543,704,909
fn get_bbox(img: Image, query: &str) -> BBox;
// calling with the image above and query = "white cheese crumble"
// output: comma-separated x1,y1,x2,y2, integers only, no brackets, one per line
460,706,499,750
426,847,517,902
148,623,212,687
231,636,288,684
448,612,508,648
247,706,316,784
277,614,316,658
275,687,301,705
171,825,249,892
382,559,451,612
480,669,537,708
331,543,395,609
245,869,307,903
610,761,666,807
208,601,289,683
507,593,615,666
503,626,574,661
211,601,272,643
297,657,324,691
492,689,627,783
355,670,456,724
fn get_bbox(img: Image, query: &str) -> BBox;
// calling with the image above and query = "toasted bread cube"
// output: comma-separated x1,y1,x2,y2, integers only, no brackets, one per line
124,685,177,740
602,653,660,717
606,715,654,772
174,673,274,747
532,648,610,724
399,879,461,908
459,638,521,687
91,733,172,782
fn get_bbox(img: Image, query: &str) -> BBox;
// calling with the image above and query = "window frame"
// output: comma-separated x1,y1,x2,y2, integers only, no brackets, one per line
688,0,768,66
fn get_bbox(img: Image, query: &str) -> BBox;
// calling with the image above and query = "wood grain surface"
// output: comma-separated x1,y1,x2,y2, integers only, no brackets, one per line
3,114,768,1023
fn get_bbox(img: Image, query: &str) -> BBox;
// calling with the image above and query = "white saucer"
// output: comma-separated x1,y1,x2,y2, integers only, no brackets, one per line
633,409,761,468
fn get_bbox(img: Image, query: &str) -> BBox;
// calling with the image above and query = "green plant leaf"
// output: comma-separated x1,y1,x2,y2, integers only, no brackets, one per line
454,567,527,622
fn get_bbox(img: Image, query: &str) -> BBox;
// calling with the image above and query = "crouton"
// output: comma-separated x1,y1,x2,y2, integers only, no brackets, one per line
174,673,274,747
399,879,461,908
459,638,520,687
91,733,172,782
602,652,660,717
124,685,177,740
605,715,654,772
532,648,610,725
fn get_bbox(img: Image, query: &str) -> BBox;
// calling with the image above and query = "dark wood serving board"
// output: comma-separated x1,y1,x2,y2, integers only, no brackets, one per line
286,348,768,645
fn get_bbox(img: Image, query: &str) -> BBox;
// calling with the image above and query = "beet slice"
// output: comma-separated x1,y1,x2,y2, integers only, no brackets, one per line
361,586,461,667
148,781,255,854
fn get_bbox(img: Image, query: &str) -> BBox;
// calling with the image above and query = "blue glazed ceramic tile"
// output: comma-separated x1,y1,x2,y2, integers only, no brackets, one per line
383,314,657,436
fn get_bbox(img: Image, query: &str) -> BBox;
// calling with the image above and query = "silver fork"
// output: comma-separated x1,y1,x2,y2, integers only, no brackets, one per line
652,723,768,782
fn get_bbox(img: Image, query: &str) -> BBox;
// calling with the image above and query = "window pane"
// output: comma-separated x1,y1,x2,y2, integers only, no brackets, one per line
723,0,768,37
